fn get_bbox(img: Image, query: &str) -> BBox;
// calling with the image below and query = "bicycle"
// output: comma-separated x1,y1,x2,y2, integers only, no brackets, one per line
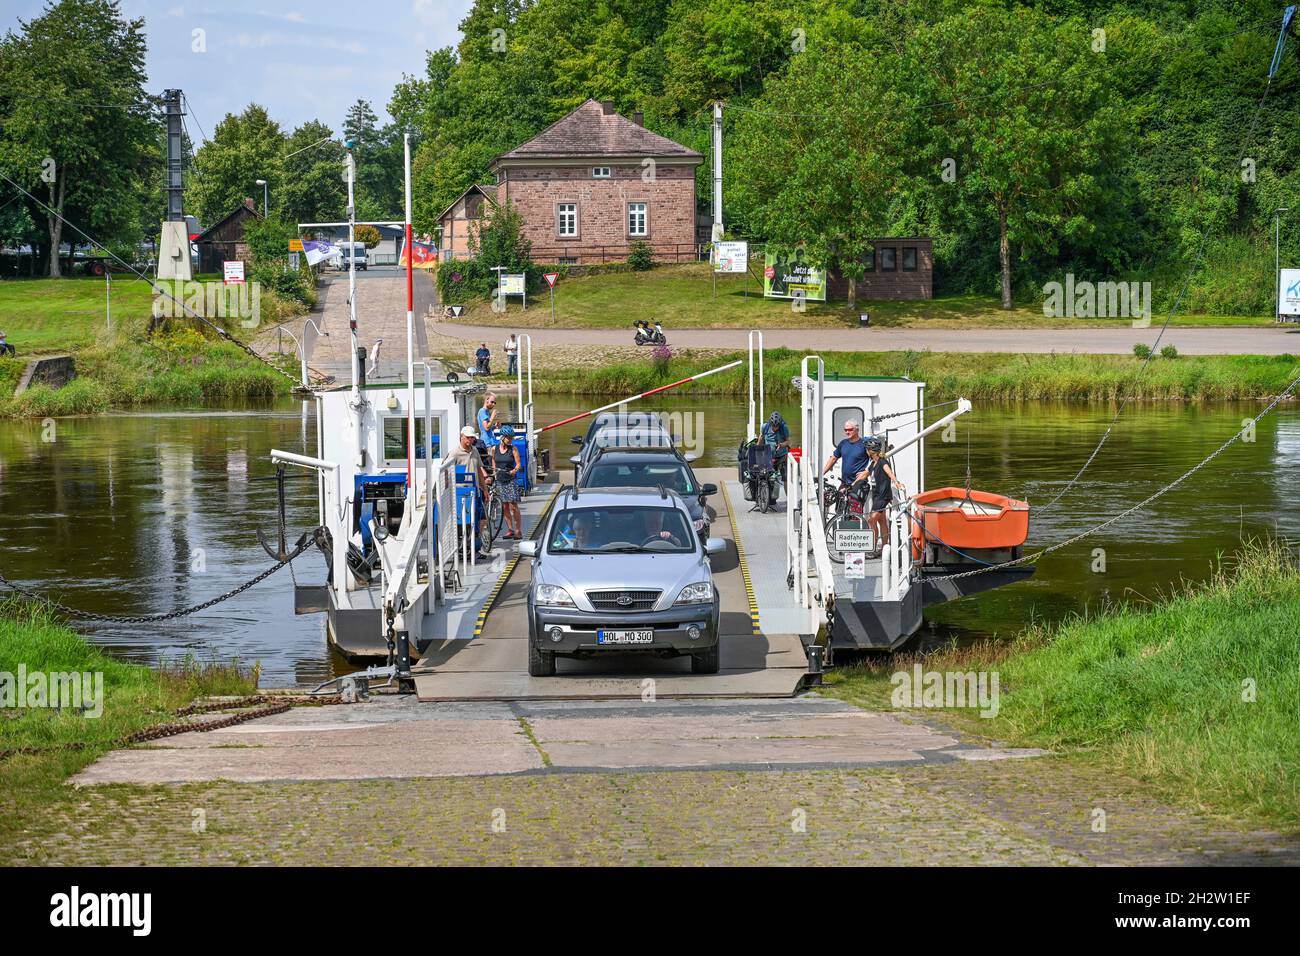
482,465,516,549
822,476,873,564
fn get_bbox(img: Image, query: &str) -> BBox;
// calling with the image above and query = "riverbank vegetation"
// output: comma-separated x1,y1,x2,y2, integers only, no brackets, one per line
522,347,1300,403
823,542,1300,827
0,600,257,844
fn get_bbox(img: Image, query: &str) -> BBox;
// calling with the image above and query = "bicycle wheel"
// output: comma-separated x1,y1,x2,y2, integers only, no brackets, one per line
825,504,867,565
755,477,772,513
486,495,504,547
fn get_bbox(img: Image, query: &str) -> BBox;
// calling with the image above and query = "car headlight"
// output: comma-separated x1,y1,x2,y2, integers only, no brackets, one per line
535,584,575,607
675,581,714,605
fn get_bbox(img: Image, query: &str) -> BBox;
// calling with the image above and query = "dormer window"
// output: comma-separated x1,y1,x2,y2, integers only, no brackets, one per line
592,167,611,178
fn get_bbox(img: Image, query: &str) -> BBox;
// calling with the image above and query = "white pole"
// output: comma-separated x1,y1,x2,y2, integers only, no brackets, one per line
404,133,415,501
346,150,359,398
712,102,724,237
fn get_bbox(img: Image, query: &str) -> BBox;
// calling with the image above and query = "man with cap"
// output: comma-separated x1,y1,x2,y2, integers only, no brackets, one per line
451,425,493,555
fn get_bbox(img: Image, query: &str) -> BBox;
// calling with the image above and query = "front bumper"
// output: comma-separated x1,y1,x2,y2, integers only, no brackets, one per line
529,600,720,654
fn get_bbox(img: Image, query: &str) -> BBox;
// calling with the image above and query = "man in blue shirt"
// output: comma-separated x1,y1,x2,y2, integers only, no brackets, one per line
477,392,499,447
822,418,870,486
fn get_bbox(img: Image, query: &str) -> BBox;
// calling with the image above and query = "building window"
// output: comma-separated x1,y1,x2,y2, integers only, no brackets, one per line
592,167,611,178
557,203,577,237
880,247,897,271
902,247,918,271
864,246,875,272
559,256,578,265
628,202,648,237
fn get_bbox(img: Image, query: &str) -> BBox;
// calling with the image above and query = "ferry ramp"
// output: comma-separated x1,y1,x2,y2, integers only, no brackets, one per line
413,468,810,701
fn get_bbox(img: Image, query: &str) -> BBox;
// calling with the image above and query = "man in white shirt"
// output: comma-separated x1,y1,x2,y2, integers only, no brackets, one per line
505,333,518,375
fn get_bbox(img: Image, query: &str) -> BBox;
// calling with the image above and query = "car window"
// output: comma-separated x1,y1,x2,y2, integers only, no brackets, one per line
548,505,694,553
584,462,693,494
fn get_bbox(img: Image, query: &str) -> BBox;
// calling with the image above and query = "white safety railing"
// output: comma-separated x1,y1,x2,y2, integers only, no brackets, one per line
786,355,835,624
516,333,536,487
747,330,764,442
880,499,914,599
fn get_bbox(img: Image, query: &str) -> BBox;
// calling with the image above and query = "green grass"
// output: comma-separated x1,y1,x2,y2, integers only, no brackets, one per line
822,542,1300,827
0,322,291,417
0,600,258,844
527,346,1300,402
0,277,155,352
439,262,1275,330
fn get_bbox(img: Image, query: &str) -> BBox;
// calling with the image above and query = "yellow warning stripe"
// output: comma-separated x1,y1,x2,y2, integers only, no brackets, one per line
472,483,563,637
720,480,762,635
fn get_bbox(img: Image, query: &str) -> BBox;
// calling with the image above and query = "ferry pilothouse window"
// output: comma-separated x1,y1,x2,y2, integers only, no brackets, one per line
382,416,441,466
832,407,868,441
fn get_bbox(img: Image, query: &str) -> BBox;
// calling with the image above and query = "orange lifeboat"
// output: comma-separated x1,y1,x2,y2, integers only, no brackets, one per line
910,487,1030,562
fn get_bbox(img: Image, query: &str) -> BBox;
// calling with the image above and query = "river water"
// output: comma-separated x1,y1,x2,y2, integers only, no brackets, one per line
1,394,1295,686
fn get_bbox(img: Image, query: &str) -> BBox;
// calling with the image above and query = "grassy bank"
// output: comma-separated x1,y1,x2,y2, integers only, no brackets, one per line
823,542,1300,827
1,325,292,417
440,263,1273,330
0,600,257,843
0,277,155,352
524,346,1300,403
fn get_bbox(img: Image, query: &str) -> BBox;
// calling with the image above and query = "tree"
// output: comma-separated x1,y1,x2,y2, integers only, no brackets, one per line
730,29,907,307
278,120,346,226
343,100,403,220
187,105,285,228
904,7,1129,308
0,0,154,277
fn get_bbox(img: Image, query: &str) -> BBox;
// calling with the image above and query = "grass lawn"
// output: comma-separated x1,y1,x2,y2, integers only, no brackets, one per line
0,600,258,845
820,542,1300,828
439,263,1275,330
0,276,156,352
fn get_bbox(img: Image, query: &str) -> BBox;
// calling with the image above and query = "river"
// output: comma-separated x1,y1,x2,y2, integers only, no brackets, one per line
1,394,1295,685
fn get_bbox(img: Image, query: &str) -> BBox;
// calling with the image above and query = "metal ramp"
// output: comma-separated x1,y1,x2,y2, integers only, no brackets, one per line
413,468,809,701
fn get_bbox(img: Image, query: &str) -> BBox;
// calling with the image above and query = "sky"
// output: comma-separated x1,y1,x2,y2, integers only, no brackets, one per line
3,0,476,139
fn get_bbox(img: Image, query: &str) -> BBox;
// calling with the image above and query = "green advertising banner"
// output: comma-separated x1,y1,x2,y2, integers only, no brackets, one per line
762,248,826,301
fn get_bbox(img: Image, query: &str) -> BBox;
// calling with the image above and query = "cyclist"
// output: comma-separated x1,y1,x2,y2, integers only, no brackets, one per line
493,426,523,539
863,436,905,558
761,411,790,475
822,418,870,488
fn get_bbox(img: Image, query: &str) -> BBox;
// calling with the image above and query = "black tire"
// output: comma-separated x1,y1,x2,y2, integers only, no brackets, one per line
528,640,555,677
691,641,720,674
487,496,504,546
446,371,459,383
756,478,772,513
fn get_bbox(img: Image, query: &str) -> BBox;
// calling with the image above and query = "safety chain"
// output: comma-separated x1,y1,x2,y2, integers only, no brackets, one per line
926,369,1300,583
0,528,324,623
0,693,343,762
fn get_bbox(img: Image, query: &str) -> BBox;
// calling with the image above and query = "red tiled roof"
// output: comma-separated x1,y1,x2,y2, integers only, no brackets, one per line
492,99,702,164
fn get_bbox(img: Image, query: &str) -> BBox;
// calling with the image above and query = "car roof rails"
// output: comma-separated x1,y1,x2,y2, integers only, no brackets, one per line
657,484,668,500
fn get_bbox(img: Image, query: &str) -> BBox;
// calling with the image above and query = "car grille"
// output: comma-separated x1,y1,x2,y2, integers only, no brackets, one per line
587,589,662,612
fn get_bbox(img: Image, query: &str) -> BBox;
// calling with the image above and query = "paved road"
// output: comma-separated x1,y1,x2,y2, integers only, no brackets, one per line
304,266,437,382
435,320,1300,355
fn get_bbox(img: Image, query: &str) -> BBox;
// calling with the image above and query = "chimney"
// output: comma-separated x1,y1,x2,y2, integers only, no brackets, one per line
599,100,614,115
243,197,256,210
632,110,644,127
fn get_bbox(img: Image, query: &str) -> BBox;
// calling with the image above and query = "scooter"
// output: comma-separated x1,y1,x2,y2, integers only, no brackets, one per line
633,320,667,346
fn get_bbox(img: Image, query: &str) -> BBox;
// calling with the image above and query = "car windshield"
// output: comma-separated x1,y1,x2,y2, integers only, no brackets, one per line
547,505,694,554
584,461,694,495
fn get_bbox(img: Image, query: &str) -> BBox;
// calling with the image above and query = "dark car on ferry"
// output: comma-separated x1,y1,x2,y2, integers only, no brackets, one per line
577,446,716,539
568,410,682,483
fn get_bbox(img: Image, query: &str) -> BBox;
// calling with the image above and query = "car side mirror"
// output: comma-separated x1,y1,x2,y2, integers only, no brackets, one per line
699,483,717,497
570,435,583,444
518,540,537,557
705,537,726,556
683,452,699,463
569,455,582,465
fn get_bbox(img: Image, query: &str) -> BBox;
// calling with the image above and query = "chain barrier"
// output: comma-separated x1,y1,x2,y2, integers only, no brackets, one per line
0,693,344,762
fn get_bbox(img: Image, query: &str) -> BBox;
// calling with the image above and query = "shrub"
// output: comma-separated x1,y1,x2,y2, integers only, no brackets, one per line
353,224,381,247
627,240,654,271
651,344,673,372
1160,344,1178,359
1133,343,1152,359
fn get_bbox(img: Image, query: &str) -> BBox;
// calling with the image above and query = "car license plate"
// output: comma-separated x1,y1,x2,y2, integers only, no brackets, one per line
597,629,654,645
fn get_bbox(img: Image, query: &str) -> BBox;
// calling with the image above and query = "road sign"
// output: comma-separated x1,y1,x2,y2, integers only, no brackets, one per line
223,260,246,285
446,305,465,318
544,272,559,288
288,238,304,252
835,528,873,552
844,551,867,579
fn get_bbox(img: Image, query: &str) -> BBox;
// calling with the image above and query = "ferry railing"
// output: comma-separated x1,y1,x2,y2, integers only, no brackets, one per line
430,456,460,596
747,330,764,442
880,498,914,599
269,449,347,605
517,333,535,487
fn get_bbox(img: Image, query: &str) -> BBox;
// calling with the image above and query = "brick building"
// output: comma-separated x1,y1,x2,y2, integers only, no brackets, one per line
436,184,496,262
828,238,934,301
489,100,703,265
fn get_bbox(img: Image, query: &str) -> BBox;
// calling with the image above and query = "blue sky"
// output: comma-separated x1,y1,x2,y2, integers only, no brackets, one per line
3,0,476,139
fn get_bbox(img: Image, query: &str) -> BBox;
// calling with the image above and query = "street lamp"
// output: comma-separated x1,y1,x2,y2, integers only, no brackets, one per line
255,179,269,216
1276,208,1289,320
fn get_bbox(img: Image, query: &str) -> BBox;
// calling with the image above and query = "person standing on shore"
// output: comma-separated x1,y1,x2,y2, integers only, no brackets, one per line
505,333,518,375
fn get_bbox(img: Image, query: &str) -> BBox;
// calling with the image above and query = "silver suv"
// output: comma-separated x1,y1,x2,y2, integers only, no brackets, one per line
519,488,725,676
